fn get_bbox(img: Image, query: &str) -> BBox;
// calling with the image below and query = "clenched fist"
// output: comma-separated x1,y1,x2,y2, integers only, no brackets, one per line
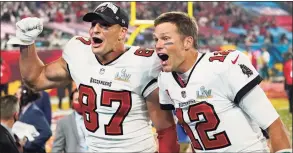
7,17,43,45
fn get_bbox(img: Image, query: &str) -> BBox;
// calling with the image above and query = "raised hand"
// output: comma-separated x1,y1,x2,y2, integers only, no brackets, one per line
7,17,43,46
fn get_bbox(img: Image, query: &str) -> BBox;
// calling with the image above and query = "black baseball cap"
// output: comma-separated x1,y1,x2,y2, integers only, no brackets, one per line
83,2,129,28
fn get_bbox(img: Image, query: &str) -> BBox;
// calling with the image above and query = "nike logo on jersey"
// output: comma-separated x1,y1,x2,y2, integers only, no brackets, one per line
231,54,240,64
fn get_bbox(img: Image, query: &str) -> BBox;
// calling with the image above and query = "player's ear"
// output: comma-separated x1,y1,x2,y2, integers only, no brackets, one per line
119,27,128,41
183,36,193,51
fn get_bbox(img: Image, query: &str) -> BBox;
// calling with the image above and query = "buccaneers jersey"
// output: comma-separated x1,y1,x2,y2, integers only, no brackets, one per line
158,50,279,152
62,36,160,152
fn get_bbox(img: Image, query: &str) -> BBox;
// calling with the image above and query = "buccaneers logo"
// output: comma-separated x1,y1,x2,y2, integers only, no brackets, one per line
239,64,253,77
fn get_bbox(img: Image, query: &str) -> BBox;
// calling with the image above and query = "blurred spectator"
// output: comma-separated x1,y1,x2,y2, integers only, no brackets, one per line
54,9,65,23
16,86,52,153
52,89,88,152
57,82,72,110
34,91,52,126
280,33,289,44
0,58,12,96
260,48,270,81
263,31,273,45
198,16,209,27
248,50,258,70
0,1,292,82
283,49,293,113
1,1,291,51
245,31,257,46
0,95,25,153
48,30,64,48
1,34,14,50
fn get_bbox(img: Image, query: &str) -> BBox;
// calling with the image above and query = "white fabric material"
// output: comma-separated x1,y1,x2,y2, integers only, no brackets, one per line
62,37,159,152
239,85,279,129
7,17,43,45
158,50,273,152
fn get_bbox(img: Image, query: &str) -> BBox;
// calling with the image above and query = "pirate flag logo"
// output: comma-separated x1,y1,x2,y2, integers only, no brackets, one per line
239,64,253,77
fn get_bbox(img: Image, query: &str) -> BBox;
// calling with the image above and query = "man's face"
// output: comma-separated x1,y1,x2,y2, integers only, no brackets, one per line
153,22,186,72
72,91,83,114
15,88,22,103
89,20,126,55
72,92,79,105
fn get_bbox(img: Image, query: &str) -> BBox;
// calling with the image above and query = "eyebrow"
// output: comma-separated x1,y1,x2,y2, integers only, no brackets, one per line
153,32,170,38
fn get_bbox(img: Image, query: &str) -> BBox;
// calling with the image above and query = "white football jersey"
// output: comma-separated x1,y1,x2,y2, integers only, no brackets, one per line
62,36,160,152
158,50,279,152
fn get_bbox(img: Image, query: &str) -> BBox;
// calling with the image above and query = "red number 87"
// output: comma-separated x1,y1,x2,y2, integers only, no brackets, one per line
78,84,132,135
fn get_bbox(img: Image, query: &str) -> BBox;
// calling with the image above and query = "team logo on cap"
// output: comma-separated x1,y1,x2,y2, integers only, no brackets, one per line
96,6,107,12
95,2,118,14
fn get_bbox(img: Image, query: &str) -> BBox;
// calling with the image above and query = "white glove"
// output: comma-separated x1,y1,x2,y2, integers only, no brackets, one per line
7,17,43,45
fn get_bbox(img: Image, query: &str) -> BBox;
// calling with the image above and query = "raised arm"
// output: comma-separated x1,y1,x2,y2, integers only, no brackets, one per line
19,45,71,91
8,17,72,91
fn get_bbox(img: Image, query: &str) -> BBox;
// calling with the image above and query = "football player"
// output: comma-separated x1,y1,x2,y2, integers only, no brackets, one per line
8,2,179,152
153,11,292,153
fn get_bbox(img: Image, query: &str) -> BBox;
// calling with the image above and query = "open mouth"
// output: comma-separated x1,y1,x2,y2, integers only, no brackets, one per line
92,37,103,46
157,53,169,61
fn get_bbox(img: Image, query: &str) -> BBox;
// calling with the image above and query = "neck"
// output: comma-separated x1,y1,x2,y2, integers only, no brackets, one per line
96,43,125,65
176,49,198,74
0,119,14,129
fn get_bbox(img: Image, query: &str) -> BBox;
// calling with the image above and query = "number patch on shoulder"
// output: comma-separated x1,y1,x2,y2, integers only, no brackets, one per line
76,37,91,45
134,48,154,57
209,50,235,62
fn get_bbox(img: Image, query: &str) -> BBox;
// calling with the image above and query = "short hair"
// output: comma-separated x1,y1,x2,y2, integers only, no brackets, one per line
70,89,78,102
154,12,199,49
0,95,19,120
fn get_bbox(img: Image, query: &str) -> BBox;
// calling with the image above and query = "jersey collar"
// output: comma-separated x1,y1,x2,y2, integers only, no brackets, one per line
95,47,131,66
172,53,206,88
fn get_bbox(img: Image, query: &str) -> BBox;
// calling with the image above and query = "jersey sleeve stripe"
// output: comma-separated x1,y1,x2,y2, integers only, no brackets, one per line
234,75,263,104
142,79,157,96
66,63,72,78
160,104,175,110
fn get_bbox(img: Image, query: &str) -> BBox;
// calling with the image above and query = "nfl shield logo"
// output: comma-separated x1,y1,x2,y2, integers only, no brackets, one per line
99,68,105,75
181,91,186,98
